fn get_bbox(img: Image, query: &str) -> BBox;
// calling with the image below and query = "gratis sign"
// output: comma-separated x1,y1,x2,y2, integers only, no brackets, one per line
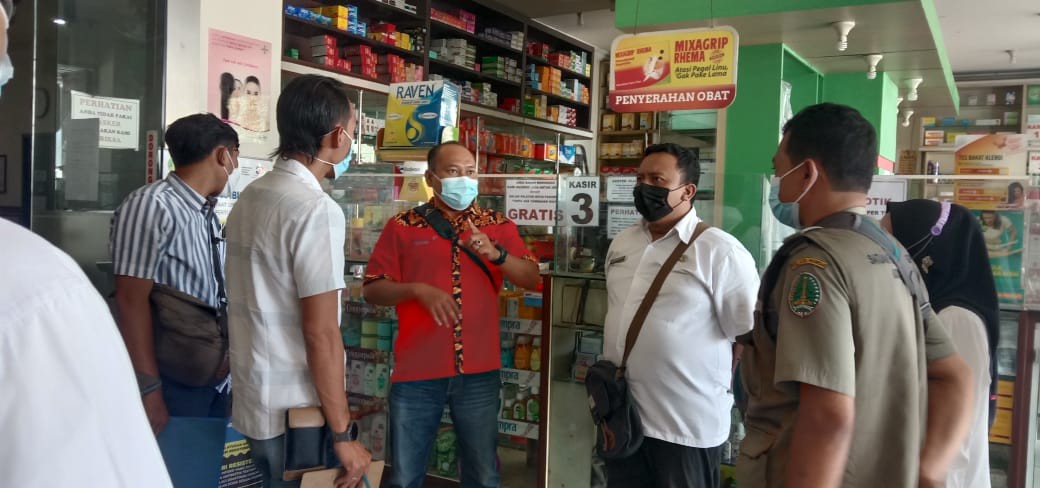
609,27,738,112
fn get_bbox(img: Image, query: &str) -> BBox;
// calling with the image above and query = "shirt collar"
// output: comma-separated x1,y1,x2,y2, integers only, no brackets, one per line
166,172,210,212
275,158,324,191
642,206,701,243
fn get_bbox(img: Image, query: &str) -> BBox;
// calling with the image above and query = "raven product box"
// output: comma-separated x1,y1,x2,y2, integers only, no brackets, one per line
384,81,461,148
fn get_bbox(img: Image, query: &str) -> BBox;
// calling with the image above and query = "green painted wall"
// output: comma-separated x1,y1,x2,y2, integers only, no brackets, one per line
616,0,906,29
820,72,899,161
722,44,783,265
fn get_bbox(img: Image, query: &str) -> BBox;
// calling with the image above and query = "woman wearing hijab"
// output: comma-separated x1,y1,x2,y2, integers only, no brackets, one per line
883,199,999,488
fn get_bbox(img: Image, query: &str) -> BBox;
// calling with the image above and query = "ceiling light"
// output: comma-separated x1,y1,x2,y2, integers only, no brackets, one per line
896,96,904,111
901,109,915,128
1007,49,1016,65
52,18,67,25
864,54,883,80
832,21,856,52
905,78,923,101
577,11,584,26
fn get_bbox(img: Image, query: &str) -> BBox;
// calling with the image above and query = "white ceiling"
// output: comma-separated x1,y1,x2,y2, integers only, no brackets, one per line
933,0,1040,73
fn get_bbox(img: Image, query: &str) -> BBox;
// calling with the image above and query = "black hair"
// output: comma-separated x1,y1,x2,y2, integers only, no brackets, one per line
642,142,700,186
427,141,472,171
272,74,355,160
245,75,260,86
782,102,877,192
219,72,234,120
164,113,238,168
980,210,1002,230
1008,182,1024,203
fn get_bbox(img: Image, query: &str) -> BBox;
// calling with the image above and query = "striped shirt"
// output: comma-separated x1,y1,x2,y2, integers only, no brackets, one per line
110,173,223,307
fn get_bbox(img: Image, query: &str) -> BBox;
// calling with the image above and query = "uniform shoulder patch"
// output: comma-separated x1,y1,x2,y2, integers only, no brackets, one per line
788,272,822,318
790,256,828,270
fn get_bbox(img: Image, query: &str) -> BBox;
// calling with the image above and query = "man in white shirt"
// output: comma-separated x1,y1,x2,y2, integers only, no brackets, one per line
225,74,370,488
0,3,170,486
603,143,759,488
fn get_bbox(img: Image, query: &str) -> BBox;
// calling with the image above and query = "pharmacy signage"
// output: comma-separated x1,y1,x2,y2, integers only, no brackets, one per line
609,27,738,112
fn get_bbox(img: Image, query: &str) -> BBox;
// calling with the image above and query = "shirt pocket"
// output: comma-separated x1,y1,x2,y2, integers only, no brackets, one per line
736,425,777,486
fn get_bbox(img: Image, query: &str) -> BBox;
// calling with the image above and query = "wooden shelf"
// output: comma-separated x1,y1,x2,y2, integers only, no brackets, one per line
428,57,522,88
527,56,590,82
284,15,425,61
526,87,589,108
283,56,384,84
430,20,524,55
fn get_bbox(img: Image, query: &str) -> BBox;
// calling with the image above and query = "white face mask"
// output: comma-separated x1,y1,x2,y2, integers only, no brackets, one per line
219,149,239,199
0,7,12,98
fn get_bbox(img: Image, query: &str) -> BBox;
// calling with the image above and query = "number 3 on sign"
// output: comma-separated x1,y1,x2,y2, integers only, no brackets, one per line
564,176,600,227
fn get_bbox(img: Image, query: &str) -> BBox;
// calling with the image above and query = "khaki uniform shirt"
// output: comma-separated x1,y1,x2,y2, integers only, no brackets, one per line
737,209,956,488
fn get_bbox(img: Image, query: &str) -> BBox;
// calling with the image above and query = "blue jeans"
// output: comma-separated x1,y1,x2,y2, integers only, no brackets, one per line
389,370,501,488
246,435,301,488
161,375,230,418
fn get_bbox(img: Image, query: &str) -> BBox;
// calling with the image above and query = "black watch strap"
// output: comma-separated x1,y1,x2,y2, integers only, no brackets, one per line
331,421,359,443
491,244,508,265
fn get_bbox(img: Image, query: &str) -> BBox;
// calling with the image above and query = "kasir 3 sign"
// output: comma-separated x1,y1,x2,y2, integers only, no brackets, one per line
609,27,738,112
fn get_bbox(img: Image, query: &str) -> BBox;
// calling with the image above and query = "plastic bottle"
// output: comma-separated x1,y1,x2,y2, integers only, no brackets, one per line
512,391,526,421
502,399,515,420
501,337,515,369
363,363,378,396
526,385,540,423
529,337,541,372
514,335,532,370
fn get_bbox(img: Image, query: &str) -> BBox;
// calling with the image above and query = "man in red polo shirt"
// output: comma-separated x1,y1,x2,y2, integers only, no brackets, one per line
365,141,540,488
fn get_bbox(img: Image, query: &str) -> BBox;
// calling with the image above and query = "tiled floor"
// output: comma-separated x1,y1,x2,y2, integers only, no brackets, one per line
499,446,537,487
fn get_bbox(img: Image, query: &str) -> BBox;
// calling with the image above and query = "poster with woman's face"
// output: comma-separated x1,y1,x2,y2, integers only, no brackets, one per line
207,29,272,151
975,209,1024,307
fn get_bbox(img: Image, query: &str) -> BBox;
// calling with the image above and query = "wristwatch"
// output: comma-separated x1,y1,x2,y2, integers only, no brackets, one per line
491,244,508,265
330,421,359,443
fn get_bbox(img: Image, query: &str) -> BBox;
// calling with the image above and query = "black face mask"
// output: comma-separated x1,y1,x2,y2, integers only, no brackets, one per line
633,184,685,222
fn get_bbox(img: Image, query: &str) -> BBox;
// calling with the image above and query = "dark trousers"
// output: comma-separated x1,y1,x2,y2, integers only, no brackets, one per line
604,437,722,488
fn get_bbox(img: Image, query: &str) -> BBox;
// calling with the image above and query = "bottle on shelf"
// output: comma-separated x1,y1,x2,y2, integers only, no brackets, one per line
526,385,540,422
512,390,526,421
501,336,515,369
502,398,515,420
514,335,532,369
529,337,541,372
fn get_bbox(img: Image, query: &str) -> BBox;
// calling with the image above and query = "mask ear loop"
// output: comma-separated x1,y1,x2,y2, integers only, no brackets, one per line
905,201,951,258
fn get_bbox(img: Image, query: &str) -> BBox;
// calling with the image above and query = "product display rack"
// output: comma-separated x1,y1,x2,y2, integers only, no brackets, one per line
280,0,595,132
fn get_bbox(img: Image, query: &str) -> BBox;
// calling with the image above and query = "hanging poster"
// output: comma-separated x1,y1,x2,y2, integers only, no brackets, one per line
208,29,272,152
609,27,738,112
864,178,907,219
505,178,558,226
1023,194,1040,310
973,209,1024,307
954,134,1028,210
70,90,141,150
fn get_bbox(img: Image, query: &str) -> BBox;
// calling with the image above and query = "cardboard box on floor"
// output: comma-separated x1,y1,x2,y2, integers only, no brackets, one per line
301,461,385,488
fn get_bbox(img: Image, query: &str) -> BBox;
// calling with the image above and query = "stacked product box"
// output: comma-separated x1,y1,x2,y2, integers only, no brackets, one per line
529,65,562,94
470,82,499,108
562,79,589,103
343,44,377,79
550,105,577,127
477,27,523,50
383,81,461,148
429,8,475,33
481,56,522,83
311,35,352,72
527,41,551,60
431,38,476,69
500,97,521,113
523,94,549,120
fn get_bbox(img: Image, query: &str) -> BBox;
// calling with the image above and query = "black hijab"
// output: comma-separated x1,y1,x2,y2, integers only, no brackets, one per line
887,199,1000,419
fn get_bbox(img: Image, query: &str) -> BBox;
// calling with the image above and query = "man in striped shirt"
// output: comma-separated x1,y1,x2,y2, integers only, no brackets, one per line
110,113,239,434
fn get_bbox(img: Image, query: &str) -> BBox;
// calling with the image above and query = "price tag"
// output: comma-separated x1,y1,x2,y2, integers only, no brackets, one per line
562,176,600,227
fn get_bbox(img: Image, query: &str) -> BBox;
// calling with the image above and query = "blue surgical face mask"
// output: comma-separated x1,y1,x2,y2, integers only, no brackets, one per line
315,129,354,180
435,175,479,211
769,176,800,229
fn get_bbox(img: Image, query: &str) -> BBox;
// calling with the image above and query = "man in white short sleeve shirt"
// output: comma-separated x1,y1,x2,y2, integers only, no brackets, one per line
225,74,370,488
603,143,759,488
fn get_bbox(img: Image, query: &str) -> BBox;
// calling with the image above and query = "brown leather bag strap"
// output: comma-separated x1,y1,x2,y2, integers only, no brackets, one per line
619,222,710,374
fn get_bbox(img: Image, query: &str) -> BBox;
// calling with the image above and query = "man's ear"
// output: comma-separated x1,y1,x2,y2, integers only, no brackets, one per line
684,183,698,202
